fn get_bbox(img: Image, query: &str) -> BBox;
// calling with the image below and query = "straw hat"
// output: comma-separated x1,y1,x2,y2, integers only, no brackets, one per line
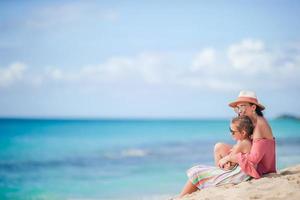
229,90,265,110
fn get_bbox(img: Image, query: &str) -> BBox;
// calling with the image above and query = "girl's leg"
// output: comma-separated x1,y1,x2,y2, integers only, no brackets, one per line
214,143,232,166
179,180,198,198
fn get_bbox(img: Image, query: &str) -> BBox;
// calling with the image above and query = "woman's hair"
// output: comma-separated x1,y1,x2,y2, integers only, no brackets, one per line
232,115,254,136
250,103,264,117
255,106,264,117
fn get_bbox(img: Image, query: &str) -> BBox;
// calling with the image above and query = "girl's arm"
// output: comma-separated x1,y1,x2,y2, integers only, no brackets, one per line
230,140,251,155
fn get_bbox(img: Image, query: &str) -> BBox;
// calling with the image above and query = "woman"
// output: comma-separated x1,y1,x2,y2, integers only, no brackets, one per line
179,90,276,198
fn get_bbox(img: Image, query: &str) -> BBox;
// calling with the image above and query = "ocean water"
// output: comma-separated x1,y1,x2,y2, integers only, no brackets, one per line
0,118,300,200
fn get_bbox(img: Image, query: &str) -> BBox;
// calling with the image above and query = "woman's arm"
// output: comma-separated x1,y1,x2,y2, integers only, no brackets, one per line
220,139,268,178
218,140,251,167
218,153,238,167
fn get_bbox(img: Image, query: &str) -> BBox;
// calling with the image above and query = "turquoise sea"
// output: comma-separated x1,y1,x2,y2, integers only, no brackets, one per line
0,118,300,200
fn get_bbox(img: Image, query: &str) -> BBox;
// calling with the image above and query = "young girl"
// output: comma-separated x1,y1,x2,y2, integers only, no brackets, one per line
215,115,254,170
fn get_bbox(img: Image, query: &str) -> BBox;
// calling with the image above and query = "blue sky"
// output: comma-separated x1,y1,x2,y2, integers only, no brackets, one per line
0,0,300,118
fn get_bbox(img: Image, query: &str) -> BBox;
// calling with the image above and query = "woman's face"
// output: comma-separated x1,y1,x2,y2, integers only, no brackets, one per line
234,102,256,117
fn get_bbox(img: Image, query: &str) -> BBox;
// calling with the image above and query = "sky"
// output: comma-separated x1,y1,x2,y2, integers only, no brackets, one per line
0,0,300,119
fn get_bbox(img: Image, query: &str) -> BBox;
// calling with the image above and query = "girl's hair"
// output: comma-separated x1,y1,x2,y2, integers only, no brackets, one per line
232,115,254,136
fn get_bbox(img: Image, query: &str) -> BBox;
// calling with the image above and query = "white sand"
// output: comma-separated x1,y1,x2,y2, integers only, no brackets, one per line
176,164,300,200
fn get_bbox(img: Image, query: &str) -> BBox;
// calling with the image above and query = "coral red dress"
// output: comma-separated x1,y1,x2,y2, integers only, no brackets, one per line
237,138,276,179
187,138,276,189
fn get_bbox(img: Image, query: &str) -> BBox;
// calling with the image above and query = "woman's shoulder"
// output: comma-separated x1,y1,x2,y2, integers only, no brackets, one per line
255,116,272,129
256,116,269,125
254,116,274,139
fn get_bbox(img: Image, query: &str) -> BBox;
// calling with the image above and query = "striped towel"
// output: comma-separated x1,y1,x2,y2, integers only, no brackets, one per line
187,165,251,189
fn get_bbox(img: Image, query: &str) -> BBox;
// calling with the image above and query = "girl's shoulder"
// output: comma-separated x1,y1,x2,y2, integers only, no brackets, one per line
239,139,252,146
237,139,252,153
235,139,251,149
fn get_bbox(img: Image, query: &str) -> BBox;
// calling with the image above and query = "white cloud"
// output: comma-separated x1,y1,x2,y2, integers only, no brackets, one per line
2,39,300,92
47,68,63,80
0,62,27,87
226,39,300,89
133,53,168,84
41,53,168,86
227,39,272,73
191,48,216,72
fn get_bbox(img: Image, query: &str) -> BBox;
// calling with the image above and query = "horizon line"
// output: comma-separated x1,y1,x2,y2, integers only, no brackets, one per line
0,114,298,121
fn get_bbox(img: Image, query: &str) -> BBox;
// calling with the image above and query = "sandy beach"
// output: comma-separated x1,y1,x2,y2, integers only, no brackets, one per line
177,164,300,200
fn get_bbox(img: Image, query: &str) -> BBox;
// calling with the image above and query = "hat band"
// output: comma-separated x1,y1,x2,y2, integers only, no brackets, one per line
236,96,258,104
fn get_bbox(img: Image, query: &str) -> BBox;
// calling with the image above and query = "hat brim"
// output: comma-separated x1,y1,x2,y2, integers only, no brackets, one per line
229,100,265,110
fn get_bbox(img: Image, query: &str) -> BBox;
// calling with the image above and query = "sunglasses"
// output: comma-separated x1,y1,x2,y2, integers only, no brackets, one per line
229,127,239,135
233,105,247,114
